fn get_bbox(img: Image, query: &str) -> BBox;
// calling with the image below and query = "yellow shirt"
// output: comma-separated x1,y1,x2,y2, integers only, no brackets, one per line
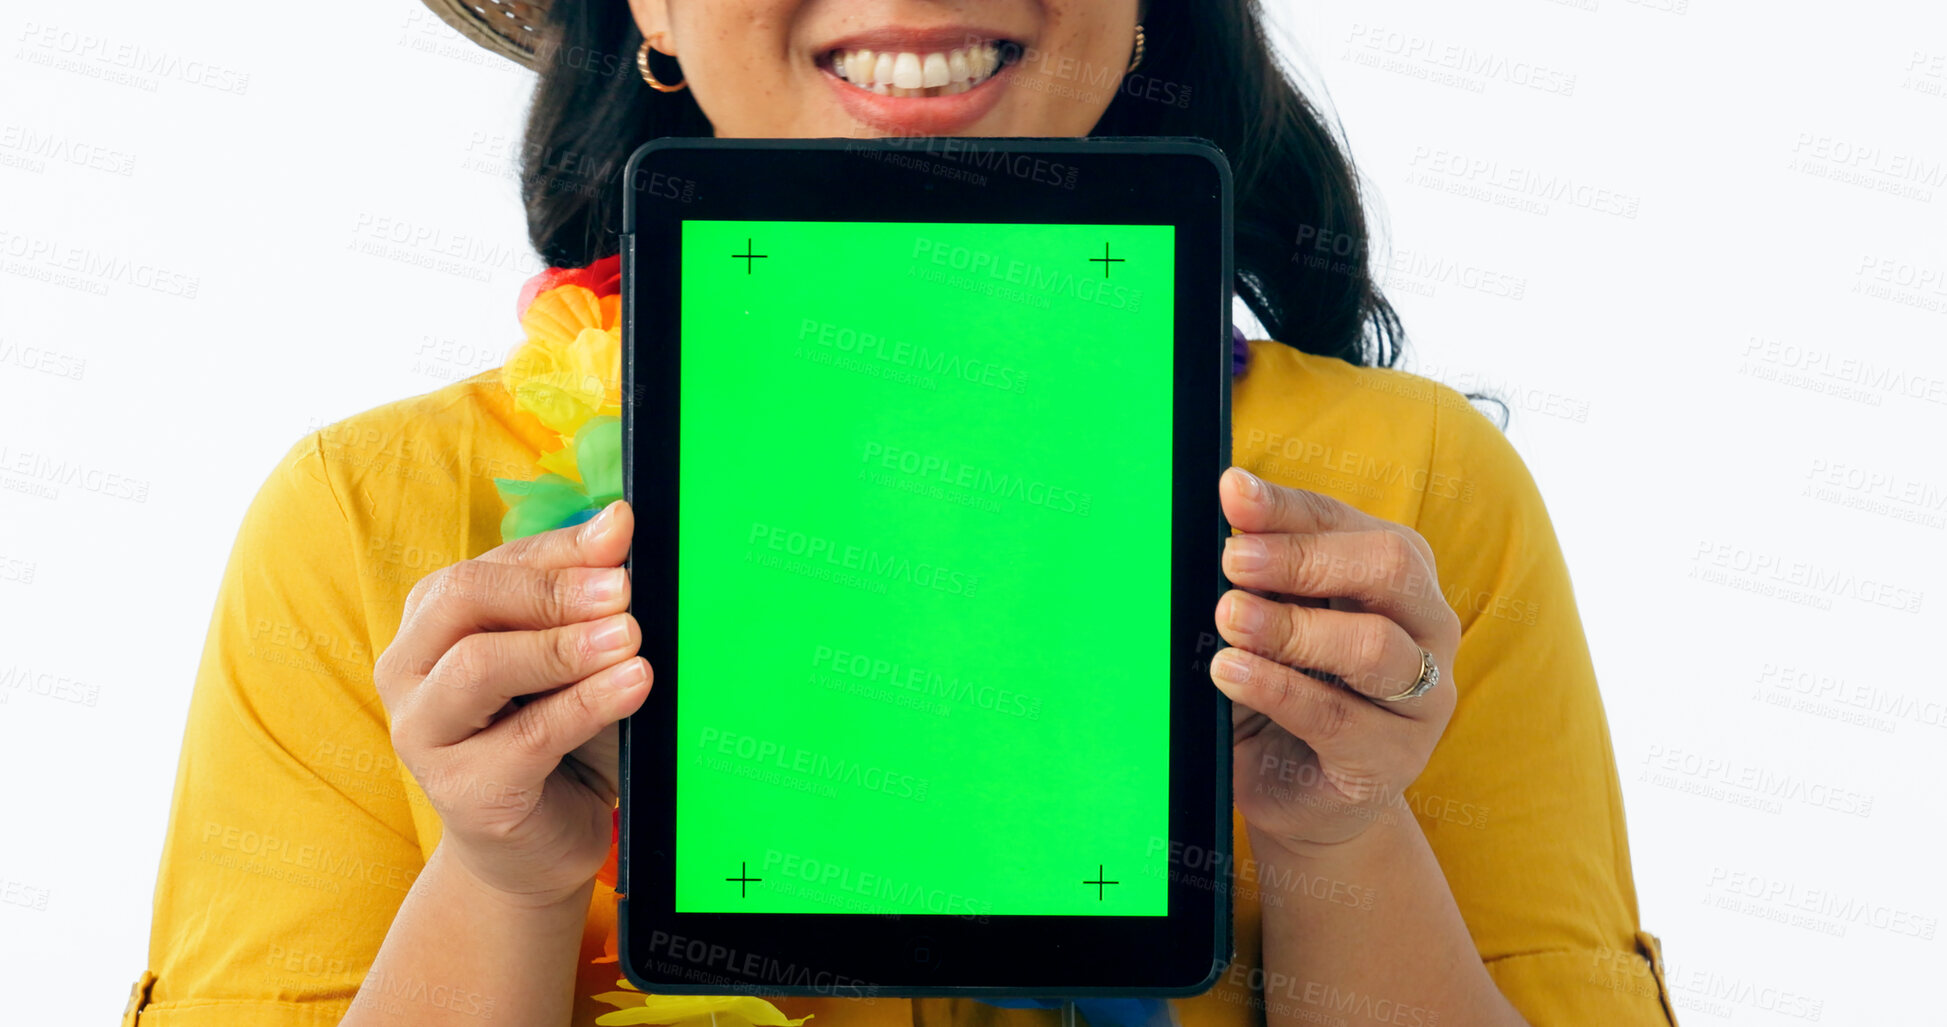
125,339,1677,1026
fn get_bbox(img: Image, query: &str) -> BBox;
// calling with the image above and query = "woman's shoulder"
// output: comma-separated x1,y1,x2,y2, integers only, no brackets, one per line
1234,338,1530,534
308,367,546,486
257,367,549,577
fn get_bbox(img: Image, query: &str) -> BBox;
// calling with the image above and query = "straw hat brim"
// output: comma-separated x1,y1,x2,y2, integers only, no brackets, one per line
418,0,548,70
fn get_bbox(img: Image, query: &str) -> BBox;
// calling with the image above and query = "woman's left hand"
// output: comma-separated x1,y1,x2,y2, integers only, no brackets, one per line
1211,467,1461,856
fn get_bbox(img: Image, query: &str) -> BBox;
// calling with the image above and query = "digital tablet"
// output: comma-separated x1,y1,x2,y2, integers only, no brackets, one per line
618,137,1233,997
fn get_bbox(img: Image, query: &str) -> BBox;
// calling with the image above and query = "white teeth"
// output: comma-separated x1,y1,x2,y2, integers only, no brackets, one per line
921,52,950,87
892,52,923,89
830,41,1004,96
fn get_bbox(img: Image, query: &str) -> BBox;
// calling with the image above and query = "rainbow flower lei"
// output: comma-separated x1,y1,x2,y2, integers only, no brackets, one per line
492,254,629,544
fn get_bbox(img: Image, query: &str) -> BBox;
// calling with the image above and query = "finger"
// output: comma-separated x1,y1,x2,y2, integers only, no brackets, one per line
476,656,654,785
1208,647,1384,761
1219,468,1436,572
1222,529,1450,639
475,499,634,570
399,612,641,749
1215,590,1432,709
395,501,631,627
385,561,632,686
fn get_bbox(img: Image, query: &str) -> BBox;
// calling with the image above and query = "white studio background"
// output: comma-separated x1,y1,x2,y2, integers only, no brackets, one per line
2,0,1942,1022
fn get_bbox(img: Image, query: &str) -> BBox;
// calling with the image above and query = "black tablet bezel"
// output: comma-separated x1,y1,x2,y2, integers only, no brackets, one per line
618,137,1233,998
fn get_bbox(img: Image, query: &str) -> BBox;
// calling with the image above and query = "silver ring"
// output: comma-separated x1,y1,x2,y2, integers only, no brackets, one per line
1379,647,1440,702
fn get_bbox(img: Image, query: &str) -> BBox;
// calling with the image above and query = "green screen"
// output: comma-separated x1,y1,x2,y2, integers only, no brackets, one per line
675,219,1175,917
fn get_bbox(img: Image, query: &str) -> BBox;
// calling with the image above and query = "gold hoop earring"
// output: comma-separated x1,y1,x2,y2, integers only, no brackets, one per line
1126,23,1145,74
637,38,687,92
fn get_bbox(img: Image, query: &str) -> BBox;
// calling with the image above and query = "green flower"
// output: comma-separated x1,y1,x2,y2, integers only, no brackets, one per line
493,416,622,542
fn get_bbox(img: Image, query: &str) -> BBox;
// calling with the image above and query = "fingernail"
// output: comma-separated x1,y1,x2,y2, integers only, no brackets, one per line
1225,535,1267,572
1211,649,1251,685
587,567,627,602
582,501,619,543
609,658,649,691
587,615,632,652
1230,466,1265,500
1224,592,1266,633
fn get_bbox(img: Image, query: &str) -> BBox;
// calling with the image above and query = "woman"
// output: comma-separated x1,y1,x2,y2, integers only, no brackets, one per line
124,1,1676,1025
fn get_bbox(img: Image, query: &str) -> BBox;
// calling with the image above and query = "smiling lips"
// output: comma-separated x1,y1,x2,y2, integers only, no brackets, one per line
827,40,1006,98
816,29,1021,135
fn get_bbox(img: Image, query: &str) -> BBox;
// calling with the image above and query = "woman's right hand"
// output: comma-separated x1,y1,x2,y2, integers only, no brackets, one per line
374,499,651,906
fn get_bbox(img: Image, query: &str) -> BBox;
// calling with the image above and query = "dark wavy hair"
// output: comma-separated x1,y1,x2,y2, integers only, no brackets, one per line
518,0,1403,370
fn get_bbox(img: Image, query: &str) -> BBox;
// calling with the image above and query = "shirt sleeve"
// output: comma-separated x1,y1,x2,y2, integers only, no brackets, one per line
1406,389,1677,1026
125,433,425,1026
